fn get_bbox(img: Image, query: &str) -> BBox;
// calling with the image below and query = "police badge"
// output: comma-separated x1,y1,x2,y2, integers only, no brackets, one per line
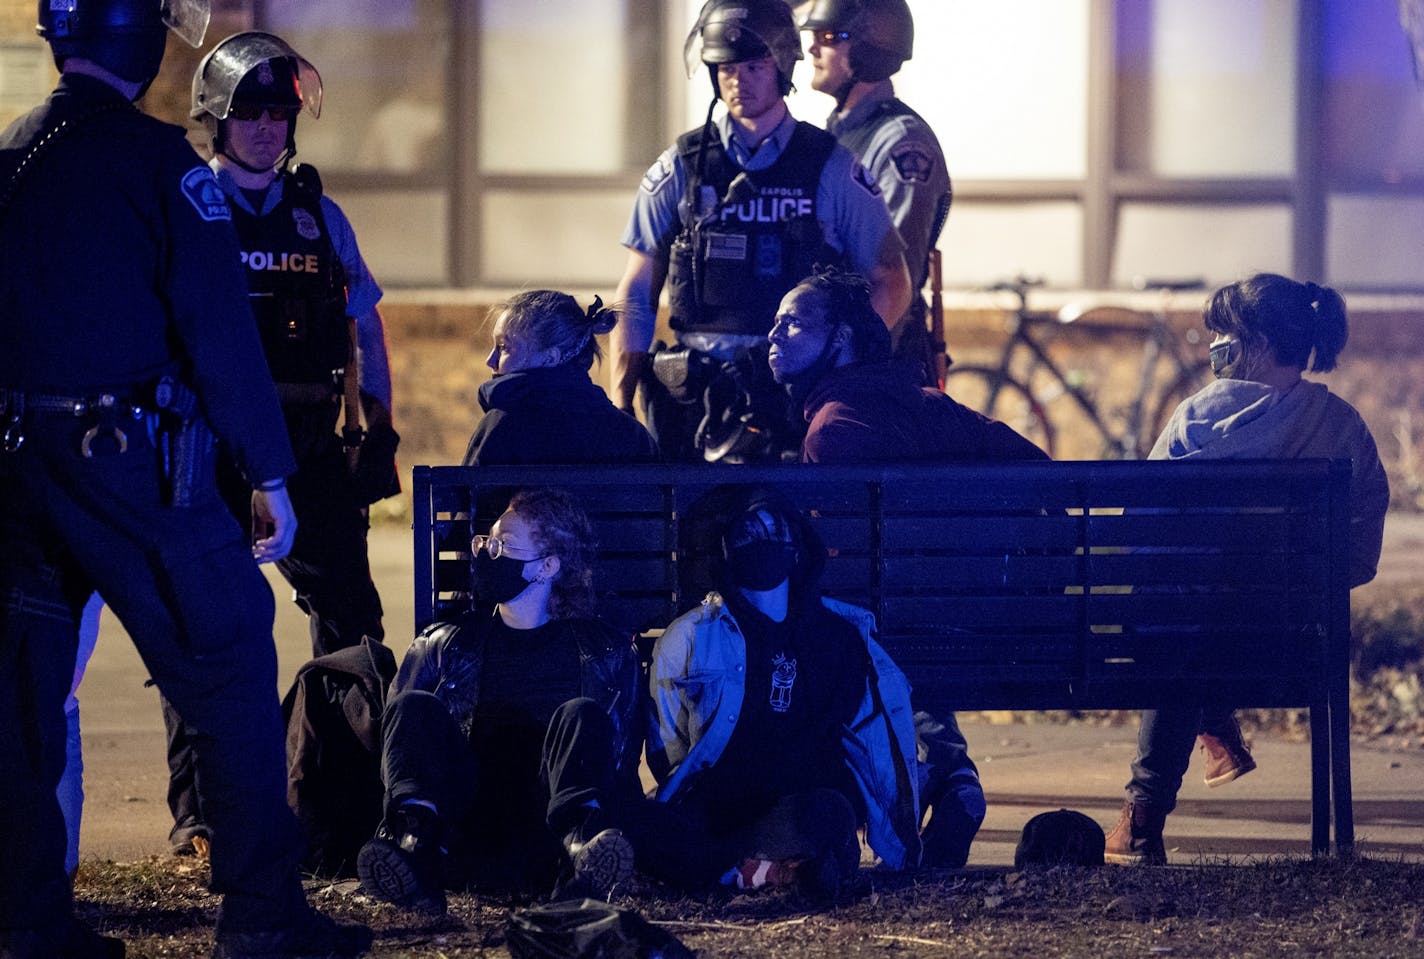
292,207,321,241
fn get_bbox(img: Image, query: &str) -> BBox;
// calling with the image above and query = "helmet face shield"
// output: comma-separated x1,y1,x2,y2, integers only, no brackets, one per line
161,0,209,47
684,0,802,80
192,31,322,120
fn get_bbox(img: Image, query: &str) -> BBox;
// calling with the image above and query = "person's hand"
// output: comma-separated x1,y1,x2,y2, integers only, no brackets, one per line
251,485,297,563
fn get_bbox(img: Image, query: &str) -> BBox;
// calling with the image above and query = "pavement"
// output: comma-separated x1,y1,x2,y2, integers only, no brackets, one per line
76,515,1424,867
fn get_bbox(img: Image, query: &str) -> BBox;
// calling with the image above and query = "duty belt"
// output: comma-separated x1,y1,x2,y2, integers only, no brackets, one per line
0,387,143,456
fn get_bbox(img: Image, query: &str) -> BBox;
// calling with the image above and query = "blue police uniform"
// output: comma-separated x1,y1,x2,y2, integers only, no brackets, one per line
161,162,394,854
827,79,951,380
213,162,388,656
622,109,903,461
0,73,309,938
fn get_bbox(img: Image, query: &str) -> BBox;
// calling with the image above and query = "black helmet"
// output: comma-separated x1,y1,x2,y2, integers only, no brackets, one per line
685,0,802,96
801,0,913,84
37,0,210,87
191,32,321,171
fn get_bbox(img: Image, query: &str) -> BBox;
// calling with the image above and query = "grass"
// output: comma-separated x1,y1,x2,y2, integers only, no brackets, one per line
76,854,1424,958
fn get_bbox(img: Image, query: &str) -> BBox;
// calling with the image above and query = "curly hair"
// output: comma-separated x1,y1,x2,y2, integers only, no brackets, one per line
506,488,597,619
489,290,621,371
1203,273,1349,374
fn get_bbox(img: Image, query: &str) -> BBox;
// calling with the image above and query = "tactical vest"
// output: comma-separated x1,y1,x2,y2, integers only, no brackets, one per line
667,121,842,336
230,172,349,387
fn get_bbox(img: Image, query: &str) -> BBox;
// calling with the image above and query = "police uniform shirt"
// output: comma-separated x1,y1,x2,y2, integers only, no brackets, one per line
621,108,905,280
827,79,950,293
211,163,393,410
0,73,294,484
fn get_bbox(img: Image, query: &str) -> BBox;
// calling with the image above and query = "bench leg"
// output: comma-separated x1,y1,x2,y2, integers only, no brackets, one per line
1330,685,1355,858
1308,706,1330,858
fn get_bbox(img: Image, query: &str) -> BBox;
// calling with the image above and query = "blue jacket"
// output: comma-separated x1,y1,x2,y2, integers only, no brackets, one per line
647,591,922,870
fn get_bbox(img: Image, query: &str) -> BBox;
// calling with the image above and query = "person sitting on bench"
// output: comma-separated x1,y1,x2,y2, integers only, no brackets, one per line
1105,273,1389,866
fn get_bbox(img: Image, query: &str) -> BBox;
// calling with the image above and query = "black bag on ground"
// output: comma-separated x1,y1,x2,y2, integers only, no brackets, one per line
1014,808,1105,868
506,899,694,959
282,637,396,877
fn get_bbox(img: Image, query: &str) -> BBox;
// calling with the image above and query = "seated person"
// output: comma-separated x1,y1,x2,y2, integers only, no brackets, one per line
641,486,922,897
768,265,1047,464
355,488,641,914
464,290,658,465
1106,273,1389,866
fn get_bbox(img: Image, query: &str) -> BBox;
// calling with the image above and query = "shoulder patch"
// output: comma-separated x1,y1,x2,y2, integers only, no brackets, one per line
851,160,882,197
890,142,936,184
640,156,673,195
180,167,231,222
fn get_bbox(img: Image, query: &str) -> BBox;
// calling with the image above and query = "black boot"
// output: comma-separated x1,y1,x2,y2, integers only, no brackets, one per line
356,803,447,916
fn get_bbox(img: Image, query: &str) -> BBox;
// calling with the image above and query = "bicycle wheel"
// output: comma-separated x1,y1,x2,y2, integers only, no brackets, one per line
943,365,1056,457
1143,360,1213,453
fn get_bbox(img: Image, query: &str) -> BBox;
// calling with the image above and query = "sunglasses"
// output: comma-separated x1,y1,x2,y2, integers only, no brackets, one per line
812,30,851,45
228,104,299,123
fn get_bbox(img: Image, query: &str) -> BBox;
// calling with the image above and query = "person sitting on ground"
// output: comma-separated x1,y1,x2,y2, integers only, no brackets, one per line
1105,272,1389,866
464,290,658,465
355,488,642,914
768,265,1048,464
641,485,922,898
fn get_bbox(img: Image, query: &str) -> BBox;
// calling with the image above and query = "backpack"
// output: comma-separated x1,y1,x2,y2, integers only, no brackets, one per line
282,636,396,876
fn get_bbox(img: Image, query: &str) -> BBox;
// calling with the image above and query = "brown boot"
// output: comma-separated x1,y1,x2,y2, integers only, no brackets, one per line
1199,721,1256,787
1103,800,1167,866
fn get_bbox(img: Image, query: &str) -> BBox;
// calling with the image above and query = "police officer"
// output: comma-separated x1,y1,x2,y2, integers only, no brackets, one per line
0,2,366,956
154,30,400,859
612,0,911,463
802,0,951,385
192,31,395,659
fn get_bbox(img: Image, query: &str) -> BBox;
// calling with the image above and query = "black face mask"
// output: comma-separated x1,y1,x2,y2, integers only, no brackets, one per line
472,552,534,605
727,541,797,591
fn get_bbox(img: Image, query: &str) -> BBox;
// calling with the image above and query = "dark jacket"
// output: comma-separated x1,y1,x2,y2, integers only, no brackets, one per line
801,360,1049,464
282,638,397,875
395,610,644,778
462,363,657,465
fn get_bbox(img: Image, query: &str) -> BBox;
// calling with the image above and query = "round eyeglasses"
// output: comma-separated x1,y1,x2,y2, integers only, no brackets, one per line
471,534,547,561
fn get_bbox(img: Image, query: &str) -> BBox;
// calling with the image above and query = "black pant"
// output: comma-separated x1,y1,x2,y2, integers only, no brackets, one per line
164,412,386,843
551,700,860,890
378,692,619,893
0,412,307,939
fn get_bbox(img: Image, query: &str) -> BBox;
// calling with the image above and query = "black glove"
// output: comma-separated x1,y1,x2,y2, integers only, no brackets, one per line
351,422,401,504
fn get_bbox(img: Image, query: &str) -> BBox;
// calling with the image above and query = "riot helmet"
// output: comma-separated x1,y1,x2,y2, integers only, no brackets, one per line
37,0,210,91
191,32,321,173
685,0,802,97
801,0,913,86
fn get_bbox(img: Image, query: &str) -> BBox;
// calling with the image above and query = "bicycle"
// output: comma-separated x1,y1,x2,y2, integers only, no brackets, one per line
943,275,1211,459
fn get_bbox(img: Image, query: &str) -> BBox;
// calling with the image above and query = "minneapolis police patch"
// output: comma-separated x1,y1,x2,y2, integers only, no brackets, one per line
890,143,936,184
181,167,231,222
640,156,673,195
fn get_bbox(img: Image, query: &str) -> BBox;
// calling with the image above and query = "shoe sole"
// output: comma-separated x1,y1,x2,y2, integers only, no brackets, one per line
1104,850,1167,866
571,829,635,896
356,840,445,916
1205,757,1257,788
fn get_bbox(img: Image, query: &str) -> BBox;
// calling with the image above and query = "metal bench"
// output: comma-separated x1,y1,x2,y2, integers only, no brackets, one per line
412,459,1354,857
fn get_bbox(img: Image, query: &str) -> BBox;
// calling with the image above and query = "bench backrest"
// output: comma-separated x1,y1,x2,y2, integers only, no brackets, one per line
412,460,1351,714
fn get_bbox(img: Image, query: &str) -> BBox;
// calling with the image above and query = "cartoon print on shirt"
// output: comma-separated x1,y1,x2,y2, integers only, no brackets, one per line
770,652,797,712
